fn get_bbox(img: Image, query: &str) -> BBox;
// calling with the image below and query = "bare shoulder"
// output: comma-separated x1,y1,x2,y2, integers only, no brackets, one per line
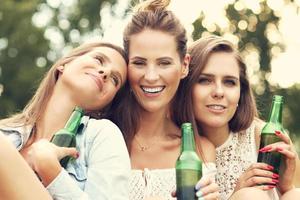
197,136,216,163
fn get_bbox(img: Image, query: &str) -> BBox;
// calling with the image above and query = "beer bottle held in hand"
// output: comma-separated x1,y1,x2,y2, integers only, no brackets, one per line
176,123,202,200
51,106,83,168
257,95,285,177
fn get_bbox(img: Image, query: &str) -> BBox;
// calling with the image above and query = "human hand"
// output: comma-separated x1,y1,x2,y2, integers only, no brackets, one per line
234,163,279,192
25,139,78,185
259,130,298,193
195,176,219,200
171,176,219,200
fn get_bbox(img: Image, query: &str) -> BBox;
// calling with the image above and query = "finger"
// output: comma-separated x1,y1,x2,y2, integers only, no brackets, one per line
246,163,273,172
276,147,297,159
275,130,290,144
196,182,219,198
195,177,212,190
171,190,176,197
245,176,279,187
198,191,220,200
259,142,289,153
254,184,277,191
58,147,78,160
243,167,276,181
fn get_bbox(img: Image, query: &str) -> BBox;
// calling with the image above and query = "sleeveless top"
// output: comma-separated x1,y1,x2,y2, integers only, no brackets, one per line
215,122,279,200
129,163,217,200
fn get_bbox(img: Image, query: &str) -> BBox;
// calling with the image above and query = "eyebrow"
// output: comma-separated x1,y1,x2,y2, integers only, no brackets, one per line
94,52,111,63
130,56,146,61
200,73,239,80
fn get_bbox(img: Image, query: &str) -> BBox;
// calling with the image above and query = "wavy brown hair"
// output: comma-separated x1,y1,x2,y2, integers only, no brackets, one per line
173,35,258,136
109,0,188,150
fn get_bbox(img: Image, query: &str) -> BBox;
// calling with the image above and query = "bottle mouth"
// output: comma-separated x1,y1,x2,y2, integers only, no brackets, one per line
273,95,283,102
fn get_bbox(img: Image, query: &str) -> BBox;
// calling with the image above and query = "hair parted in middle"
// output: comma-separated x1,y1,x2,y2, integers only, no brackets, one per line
173,35,258,136
108,0,188,150
123,0,187,61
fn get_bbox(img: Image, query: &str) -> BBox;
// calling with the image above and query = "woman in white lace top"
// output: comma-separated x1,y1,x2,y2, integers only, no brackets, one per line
108,0,220,199
174,35,300,200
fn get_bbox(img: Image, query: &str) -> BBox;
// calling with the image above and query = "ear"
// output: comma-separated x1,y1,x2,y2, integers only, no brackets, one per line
56,65,64,73
180,54,190,79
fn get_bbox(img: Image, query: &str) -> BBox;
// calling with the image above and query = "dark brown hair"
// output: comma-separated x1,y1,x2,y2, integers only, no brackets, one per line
173,35,258,135
109,0,188,150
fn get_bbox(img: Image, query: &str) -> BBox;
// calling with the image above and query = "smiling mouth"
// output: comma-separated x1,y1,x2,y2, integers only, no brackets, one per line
86,73,103,91
206,105,226,110
141,86,165,94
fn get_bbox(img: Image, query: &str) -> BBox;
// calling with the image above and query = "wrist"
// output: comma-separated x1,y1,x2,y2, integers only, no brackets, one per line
34,158,62,186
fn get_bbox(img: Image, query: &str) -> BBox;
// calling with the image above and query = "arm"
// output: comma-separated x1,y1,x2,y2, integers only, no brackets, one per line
46,119,131,200
0,132,52,200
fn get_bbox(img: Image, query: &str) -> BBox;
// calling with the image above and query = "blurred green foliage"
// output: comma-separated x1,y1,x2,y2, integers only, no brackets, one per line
0,0,299,151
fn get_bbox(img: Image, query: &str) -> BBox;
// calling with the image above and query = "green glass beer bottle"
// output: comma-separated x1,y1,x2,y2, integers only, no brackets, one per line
50,106,83,168
257,95,284,177
176,123,202,200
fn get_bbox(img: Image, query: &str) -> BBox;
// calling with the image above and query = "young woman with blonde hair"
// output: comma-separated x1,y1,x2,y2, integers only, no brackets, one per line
0,42,130,200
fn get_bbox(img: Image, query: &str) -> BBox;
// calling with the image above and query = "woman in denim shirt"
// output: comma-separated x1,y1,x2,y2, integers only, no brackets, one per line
0,42,130,200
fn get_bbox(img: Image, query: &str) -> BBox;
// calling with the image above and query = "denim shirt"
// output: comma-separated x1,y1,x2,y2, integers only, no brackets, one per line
0,116,130,200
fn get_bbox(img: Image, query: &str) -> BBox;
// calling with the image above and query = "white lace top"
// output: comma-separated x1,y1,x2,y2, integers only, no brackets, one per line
216,122,279,200
129,163,217,200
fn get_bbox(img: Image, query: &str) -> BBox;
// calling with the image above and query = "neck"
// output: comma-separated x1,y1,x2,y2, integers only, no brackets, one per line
137,108,180,140
35,86,77,140
201,125,230,147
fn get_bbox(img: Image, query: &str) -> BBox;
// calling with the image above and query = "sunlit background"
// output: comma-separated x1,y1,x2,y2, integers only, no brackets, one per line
0,0,300,151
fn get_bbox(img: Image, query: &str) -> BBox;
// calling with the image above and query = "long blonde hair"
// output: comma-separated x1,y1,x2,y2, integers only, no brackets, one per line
0,42,126,128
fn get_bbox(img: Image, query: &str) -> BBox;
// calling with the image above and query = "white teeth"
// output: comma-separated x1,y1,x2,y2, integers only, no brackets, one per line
141,86,164,93
208,105,225,110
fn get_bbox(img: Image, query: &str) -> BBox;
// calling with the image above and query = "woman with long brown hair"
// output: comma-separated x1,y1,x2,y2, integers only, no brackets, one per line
174,35,300,200
109,0,219,199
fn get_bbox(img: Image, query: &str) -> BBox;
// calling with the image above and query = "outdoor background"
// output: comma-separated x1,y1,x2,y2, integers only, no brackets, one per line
0,0,300,153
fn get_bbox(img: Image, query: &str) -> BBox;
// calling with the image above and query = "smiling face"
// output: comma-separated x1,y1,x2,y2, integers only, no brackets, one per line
192,52,240,132
128,29,189,113
58,46,127,110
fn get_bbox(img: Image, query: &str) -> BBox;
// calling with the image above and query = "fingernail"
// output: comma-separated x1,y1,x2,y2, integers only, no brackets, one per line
196,190,203,197
275,131,281,136
267,165,274,170
259,146,272,152
195,183,201,190
268,185,276,189
76,152,80,158
272,173,279,178
276,147,283,151
272,179,279,183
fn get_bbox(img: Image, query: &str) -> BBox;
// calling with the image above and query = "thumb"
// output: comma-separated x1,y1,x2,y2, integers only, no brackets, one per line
58,147,78,160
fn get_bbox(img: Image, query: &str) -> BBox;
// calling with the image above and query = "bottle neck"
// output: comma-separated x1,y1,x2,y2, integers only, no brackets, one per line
268,100,283,124
64,107,83,136
181,128,196,152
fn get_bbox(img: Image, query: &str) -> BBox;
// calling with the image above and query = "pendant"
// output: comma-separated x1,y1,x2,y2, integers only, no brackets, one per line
141,146,149,151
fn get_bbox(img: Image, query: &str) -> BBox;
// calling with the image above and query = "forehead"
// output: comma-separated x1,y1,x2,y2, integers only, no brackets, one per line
203,52,239,75
129,29,178,58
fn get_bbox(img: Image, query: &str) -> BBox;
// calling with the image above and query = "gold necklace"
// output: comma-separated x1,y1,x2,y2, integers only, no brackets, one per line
134,136,150,151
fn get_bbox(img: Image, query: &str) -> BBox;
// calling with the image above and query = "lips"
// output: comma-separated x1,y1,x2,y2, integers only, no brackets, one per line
86,72,104,91
206,104,226,113
140,86,165,94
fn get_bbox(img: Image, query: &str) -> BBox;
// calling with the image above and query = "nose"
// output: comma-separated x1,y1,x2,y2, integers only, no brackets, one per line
98,68,111,80
144,67,159,83
212,82,224,99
